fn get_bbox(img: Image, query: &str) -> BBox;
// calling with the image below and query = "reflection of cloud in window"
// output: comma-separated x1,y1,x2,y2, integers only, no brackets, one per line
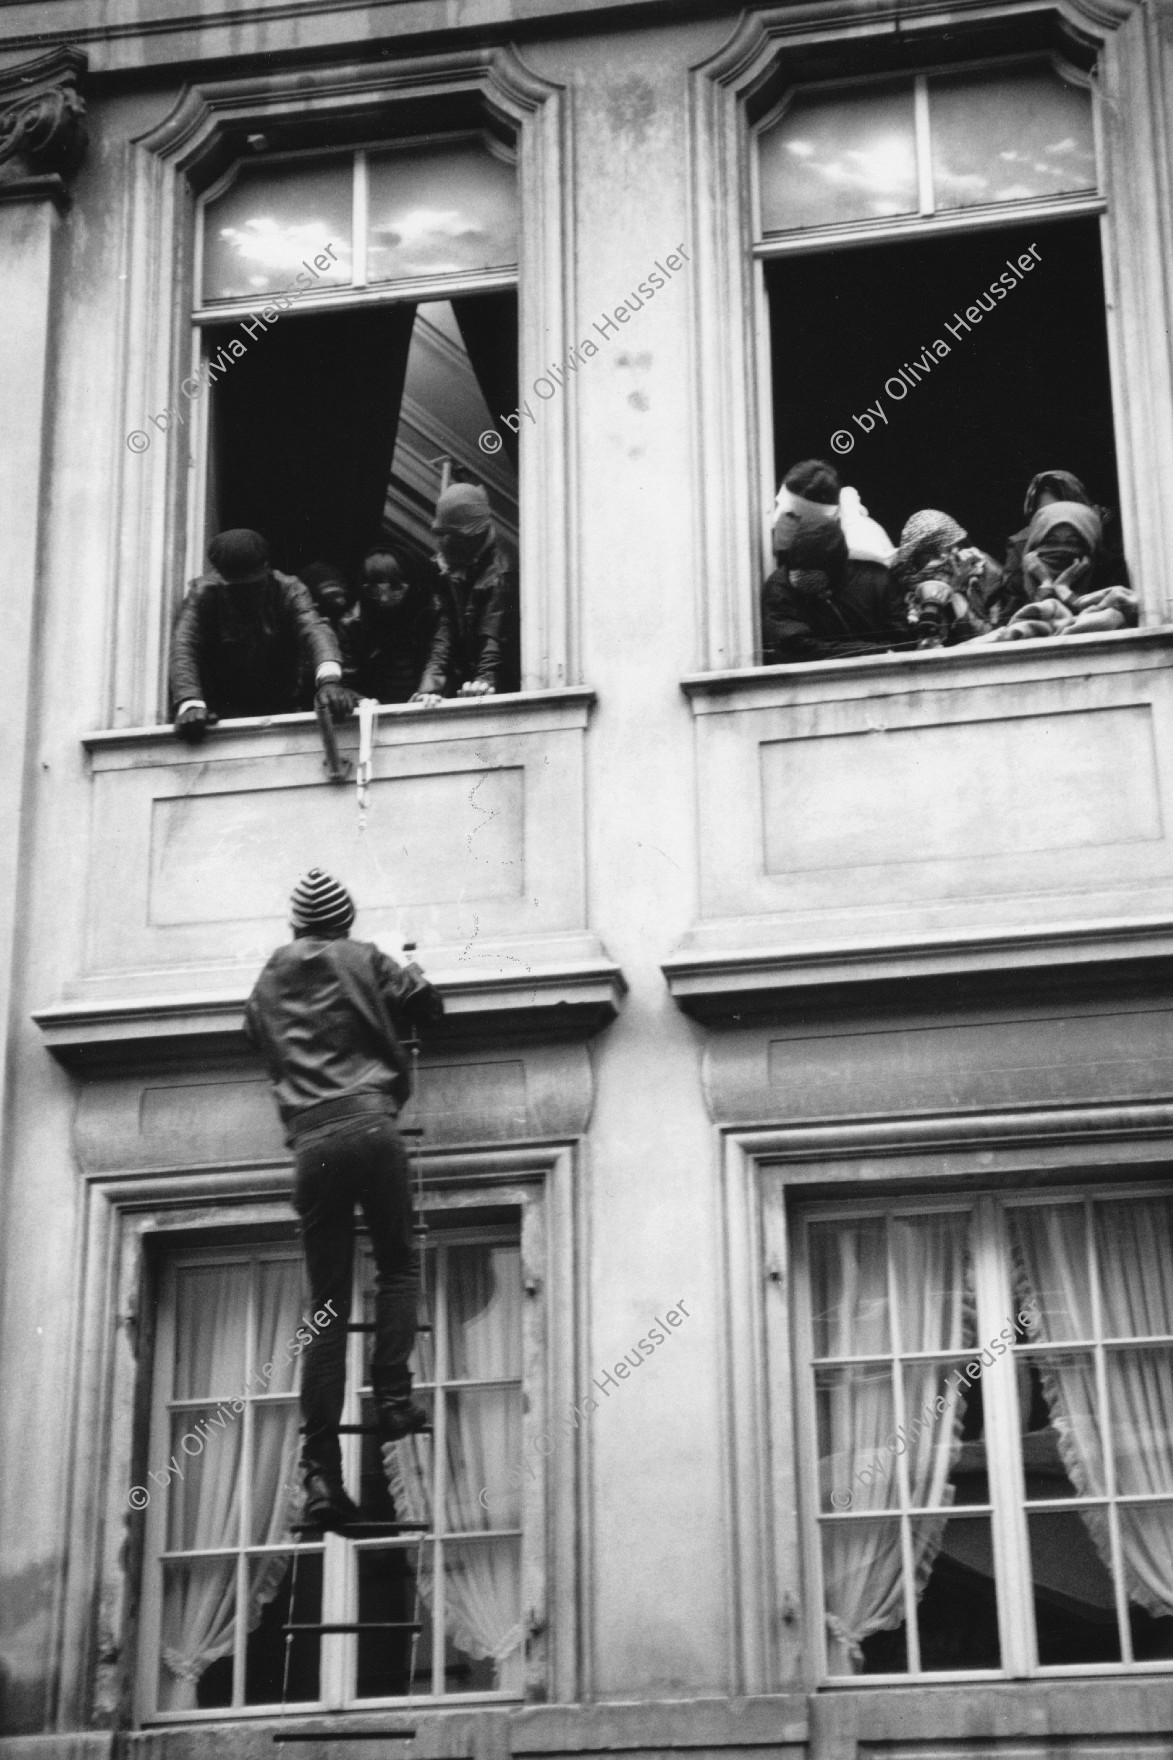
935,171,990,199
374,206,484,248
782,134,915,201
992,183,1038,201
217,217,349,276
1046,137,1078,154
785,140,816,158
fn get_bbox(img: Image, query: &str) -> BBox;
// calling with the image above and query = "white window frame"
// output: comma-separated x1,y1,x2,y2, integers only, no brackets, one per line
687,1,1173,674
791,1185,1173,1683
137,1214,537,1722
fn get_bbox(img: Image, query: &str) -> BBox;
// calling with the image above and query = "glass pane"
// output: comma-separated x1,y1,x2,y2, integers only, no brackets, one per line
355,1544,427,1698
1095,1196,1173,1339
759,83,918,234
367,140,518,282
441,1536,522,1693
174,1263,251,1398
244,1550,320,1704
1018,1350,1103,1498
249,1404,301,1544
1008,1204,1091,1341
821,1516,905,1674
815,1364,897,1513
892,1212,975,1353
447,1243,523,1380
930,65,1096,211
914,1514,1001,1670
158,1555,238,1710
167,1406,245,1551
202,158,353,302
903,1361,980,1506
445,1387,523,1530
1119,1506,1173,1657
381,1418,435,1534
1029,1508,1121,1663
360,1247,436,1386
1106,1348,1173,1496
809,1219,891,1356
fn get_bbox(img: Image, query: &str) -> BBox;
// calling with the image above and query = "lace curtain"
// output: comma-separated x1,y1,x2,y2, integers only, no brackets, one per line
817,1214,970,1673
386,1243,524,1690
1010,1198,1173,1623
159,1258,303,1710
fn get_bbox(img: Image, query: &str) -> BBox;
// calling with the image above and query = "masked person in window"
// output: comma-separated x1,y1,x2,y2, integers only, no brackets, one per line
1001,470,1131,613
891,509,1011,646
245,870,444,1532
169,529,356,741
762,463,912,663
412,483,520,705
983,500,1138,642
343,548,438,704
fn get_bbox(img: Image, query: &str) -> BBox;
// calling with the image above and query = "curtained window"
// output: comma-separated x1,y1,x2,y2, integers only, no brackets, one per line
140,1224,526,1720
795,1192,1173,1679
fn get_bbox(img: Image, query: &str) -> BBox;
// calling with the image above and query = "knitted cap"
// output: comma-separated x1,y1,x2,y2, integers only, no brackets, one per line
290,869,355,933
208,528,270,584
432,483,492,537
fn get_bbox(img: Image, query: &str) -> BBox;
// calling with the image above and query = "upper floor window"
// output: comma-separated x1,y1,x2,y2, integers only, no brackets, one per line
753,59,1134,664
793,1190,1173,1679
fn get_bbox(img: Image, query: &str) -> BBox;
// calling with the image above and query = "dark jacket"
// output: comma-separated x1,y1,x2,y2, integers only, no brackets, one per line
245,936,445,1142
169,569,340,719
762,559,913,664
418,535,520,696
341,593,437,704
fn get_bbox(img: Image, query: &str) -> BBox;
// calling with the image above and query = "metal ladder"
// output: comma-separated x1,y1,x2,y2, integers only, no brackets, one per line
275,1040,432,1739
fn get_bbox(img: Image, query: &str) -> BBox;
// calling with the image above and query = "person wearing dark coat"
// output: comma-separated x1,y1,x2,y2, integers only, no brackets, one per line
1002,470,1131,613
342,549,437,704
169,529,354,741
245,869,444,1532
762,512,913,664
413,484,520,703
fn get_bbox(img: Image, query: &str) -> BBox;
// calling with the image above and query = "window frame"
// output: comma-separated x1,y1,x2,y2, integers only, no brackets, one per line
137,1212,538,1722
791,1185,1173,1683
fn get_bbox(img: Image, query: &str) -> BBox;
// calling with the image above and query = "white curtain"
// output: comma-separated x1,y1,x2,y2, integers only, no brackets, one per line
1010,1199,1173,1622
386,1244,523,1690
160,1258,303,1710
817,1215,970,1673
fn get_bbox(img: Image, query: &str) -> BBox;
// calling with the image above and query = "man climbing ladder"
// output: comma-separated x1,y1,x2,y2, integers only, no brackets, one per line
245,868,444,1532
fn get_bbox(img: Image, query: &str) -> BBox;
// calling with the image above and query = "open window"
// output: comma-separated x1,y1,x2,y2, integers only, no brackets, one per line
792,1189,1173,1680
192,135,518,581
753,56,1122,639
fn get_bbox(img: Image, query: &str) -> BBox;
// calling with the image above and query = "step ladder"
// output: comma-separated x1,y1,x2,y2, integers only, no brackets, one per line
277,1037,435,1734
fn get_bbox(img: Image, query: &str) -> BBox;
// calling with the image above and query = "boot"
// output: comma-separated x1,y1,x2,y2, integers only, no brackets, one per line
375,1395,430,1443
302,1470,362,1533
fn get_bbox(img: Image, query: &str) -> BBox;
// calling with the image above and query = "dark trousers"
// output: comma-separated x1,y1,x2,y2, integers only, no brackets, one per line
292,1115,418,1483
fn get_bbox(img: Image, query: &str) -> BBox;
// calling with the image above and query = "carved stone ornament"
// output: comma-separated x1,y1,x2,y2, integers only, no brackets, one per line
0,46,87,201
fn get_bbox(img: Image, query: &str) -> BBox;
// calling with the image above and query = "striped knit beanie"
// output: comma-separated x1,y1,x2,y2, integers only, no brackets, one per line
289,869,355,933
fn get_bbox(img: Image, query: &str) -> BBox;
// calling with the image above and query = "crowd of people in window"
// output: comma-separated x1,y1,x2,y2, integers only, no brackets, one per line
168,481,519,740
762,461,1137,665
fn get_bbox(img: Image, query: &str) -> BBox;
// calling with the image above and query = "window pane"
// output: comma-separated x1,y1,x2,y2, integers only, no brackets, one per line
1119,1506,1173,1657
445,1387,523,1530
158,1555,238,1710
809,1219,891,1356
1107,1347,1173,1497
355,1544,427,1698
447,1242,523,1380
167,1406,245,1551
367,140,518,282
441,1536,523,1693
1018,1349,1104,1498
913,1514,1001,1671
759,84,918,234
821,1515,906,1674
244,1551,315,1704
891,1212,975,1353
1095,1196,1173,1339
202,159,353,303
929,65,1096,211
174,1263,251,1399
1029,1508,1121,1663
904,1361,980,1506
1009,1204,1091,1341
250,1404,301,1544
816,1364,898,1513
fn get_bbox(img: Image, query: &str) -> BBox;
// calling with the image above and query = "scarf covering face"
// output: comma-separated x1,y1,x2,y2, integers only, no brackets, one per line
1024,500,1102,558
773,483,842,524
1023,470,1090,520
892,509,967,583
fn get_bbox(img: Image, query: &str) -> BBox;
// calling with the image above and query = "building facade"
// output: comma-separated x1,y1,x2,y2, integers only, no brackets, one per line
0,2,1172,1760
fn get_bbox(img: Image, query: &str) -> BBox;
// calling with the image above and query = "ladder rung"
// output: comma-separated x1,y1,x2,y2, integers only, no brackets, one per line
273,1730,417,1743
337,1424,433,1436
291,1520,429,1537
345,1322,431,1332
282,1622,424,1635
398,1127,425,1137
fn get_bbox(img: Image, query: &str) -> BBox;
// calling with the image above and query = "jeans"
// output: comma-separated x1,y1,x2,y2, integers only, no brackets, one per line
292,1115,418,1483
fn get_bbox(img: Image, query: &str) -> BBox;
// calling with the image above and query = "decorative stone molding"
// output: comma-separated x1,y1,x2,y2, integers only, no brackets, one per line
0,47,87,206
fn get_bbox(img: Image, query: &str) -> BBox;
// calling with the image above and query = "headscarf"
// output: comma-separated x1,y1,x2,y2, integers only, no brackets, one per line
891,510,967,584
1024,500,1102,557
432,483,492,537
1023,470,1090,520
839,486,895,565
